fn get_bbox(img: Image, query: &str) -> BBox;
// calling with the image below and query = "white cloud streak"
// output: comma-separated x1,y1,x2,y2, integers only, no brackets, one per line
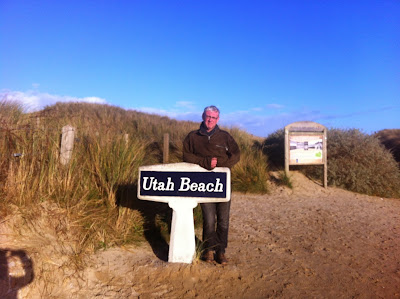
0,89,107,112
266,103,285,109
132,101,202,123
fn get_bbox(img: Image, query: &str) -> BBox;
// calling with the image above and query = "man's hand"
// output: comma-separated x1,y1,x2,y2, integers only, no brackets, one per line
211,157,218,169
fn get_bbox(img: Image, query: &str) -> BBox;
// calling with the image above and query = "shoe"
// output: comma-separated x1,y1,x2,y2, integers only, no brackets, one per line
216,252,228,265
203,250,214,263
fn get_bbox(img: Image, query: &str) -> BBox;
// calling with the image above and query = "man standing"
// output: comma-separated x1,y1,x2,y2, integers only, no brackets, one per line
183,105,240,264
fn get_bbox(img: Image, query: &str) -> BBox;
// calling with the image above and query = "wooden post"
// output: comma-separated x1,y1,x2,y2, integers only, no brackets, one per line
163,133,169,164
124,133,129,146
323,134,328,188
60,125,75,165
7,160,15,187
284,128,289,176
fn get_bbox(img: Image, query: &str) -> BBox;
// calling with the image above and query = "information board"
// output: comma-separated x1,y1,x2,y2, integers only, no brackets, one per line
285,121,327,188
289,134,324,164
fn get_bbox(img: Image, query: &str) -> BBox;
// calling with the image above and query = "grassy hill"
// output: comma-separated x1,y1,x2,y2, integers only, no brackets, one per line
0,101,269,253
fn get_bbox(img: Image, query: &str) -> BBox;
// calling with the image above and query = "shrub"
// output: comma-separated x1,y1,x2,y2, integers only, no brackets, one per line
258,129,285,169
375,129,400,166
305,128,400,198
328,129,400,197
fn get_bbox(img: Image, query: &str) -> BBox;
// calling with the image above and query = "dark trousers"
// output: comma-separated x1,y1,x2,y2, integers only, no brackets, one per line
201,200,231,254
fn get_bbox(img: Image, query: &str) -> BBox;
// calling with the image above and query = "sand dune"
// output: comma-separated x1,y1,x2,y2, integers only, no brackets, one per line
1,171,400,298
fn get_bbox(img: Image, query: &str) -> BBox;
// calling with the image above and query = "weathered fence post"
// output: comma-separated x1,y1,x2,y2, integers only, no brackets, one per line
124,133,129,146
60,125,75,165
7,160,15,187
163,133,169,164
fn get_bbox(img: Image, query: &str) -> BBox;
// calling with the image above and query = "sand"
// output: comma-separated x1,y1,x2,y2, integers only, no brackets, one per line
1,171,400,298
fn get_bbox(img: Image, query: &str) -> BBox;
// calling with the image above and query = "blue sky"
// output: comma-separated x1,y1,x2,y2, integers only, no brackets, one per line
1,0,399,137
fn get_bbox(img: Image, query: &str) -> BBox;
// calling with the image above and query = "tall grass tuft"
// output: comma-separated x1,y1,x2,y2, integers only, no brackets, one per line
232,149,270,194
85,135,146,207
230,128,270,194
0,100,24,197
277,171,293,189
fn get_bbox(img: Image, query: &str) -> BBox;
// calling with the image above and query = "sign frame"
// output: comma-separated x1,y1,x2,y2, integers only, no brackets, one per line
285,121,328,188
137,162,231,203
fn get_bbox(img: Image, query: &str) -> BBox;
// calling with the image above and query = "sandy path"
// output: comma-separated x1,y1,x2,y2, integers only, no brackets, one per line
2,172,400,298
228,187,400,298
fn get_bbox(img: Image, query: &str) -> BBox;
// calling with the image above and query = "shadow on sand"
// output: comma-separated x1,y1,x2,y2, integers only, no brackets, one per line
116,184,172,261
116,183,203,262
0,248,34,299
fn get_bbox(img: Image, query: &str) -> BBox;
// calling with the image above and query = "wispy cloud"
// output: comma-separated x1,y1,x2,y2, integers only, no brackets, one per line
0,89,107,112
132,101,202,122
322,106,398,120
266,103,285,109
249,103,284,112
221,109,327,137
175,101,197,110
133,106,175,117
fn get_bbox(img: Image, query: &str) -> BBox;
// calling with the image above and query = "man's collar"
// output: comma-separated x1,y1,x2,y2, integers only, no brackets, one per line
199,122,219,136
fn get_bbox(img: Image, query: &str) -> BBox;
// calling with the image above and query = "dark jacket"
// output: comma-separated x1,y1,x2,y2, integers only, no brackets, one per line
183,123,240,170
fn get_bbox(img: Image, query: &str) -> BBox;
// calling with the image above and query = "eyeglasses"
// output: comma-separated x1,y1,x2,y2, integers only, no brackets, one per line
205,115,218,120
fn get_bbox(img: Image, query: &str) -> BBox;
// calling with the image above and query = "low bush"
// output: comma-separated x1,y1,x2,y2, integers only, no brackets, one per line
259,129,285,169
301,129,400,198
375,129,400,165
326,129,400,198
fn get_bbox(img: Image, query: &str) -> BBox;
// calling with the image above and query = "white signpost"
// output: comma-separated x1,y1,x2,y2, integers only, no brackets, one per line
137,162,231,264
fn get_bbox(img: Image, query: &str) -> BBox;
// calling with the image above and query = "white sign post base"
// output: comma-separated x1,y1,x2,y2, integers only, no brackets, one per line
168,198,198,263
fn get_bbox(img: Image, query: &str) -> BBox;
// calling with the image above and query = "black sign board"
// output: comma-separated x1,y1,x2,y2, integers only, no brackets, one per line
139,171,227,198
137,163,231,203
